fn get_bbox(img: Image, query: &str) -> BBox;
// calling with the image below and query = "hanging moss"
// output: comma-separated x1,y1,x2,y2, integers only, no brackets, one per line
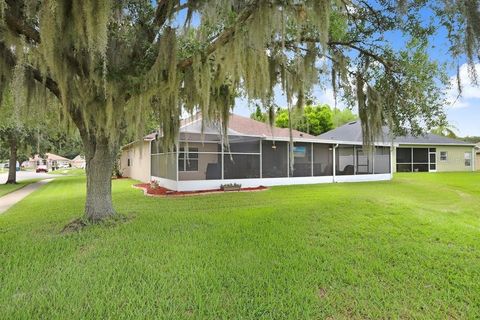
1,0,414,152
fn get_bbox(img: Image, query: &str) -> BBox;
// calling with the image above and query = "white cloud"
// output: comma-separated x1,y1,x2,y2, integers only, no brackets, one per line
313,87,351,111
446,63,480,108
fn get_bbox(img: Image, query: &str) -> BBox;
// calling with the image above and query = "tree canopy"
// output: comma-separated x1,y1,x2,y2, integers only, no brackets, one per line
1,0,479,221
251,104,356,136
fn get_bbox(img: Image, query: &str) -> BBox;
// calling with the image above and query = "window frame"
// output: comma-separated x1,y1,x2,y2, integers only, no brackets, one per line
178,147,199,172
464,152,472,167
440,151,448,161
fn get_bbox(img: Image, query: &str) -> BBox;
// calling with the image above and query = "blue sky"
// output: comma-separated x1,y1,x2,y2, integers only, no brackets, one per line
230,7,480,137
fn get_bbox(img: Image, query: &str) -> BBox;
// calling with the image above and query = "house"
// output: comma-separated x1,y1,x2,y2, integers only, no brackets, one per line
120,114,393,191
27,153,71,170
318,120,476,173
71,155,86,169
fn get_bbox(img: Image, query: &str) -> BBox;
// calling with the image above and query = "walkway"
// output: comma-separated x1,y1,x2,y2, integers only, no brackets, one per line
0,179,53,214
0,171,58,184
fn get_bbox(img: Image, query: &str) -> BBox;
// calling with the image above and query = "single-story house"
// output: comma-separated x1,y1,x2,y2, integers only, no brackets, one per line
120,114,393,191
71,155,86,169
318,120,476,173
26,153,71,170
121,115,476,190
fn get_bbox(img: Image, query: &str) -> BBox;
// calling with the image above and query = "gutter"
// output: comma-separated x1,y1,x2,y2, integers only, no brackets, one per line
121,137,155,150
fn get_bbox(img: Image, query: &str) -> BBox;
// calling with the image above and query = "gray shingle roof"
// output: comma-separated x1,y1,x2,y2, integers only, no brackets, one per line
317,121,391,143
317,120,473,146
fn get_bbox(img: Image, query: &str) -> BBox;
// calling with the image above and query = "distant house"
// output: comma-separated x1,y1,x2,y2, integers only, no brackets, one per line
120,114,393,190
71,155,86,169
27,153,71,170
319,121,476,173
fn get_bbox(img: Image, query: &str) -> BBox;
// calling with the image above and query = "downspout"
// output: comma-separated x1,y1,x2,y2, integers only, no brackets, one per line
259,139,263,179
221,132,224,180
332,144,338,182
175,139,179,191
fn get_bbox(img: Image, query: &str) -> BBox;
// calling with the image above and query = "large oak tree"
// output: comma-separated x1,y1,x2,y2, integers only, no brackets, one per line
0,0,478,221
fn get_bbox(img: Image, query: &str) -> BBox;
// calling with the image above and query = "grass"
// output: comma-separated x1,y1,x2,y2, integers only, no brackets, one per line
0,179,41,197
50,168,86,176
0,172,479,318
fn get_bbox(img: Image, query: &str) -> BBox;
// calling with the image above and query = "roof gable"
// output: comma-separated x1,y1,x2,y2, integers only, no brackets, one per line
318,120,472,146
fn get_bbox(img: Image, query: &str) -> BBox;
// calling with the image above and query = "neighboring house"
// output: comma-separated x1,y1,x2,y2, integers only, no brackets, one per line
71,155,86,169
120,114,393,190
27,153,71,170
319,120,476,173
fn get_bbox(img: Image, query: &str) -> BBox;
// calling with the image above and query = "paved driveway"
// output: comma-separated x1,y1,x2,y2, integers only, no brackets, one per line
0,171,59,184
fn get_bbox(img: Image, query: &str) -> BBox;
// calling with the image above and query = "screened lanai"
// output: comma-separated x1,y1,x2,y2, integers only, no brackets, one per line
149,114,392,191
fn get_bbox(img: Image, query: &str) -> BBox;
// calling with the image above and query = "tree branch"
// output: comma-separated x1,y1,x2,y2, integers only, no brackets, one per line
154,0,188,28
5,12,41,43
177,1,259,69
4,9,86,77
0,42,61,100
328,41,398,73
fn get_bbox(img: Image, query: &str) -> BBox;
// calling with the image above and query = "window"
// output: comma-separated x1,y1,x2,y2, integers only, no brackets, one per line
396,148,412,163
413,148,428,163
440,151,448,161
465,152,472,167
395,148,429,172
178,147,198,172
127,158,131,167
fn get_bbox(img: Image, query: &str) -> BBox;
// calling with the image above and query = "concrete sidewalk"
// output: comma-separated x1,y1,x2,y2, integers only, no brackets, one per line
0,179,53,214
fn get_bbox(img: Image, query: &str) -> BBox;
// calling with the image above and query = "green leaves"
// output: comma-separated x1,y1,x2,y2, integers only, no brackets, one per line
251,104,355,136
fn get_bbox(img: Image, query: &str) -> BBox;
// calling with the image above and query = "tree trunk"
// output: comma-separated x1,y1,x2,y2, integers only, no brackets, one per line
6,134,17,184
83,134,117,221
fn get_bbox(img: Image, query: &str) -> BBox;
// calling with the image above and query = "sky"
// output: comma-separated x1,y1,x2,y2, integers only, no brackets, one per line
233,64,480,137
229,7,480,138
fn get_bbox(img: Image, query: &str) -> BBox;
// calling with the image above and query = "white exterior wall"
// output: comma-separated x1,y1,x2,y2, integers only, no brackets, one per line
152,173,392,192
120,140,151,183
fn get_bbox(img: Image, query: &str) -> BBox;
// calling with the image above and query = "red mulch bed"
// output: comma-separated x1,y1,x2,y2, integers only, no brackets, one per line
134,183,268,197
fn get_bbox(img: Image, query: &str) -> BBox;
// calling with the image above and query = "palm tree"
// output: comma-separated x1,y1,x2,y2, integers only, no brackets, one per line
431,124,459,138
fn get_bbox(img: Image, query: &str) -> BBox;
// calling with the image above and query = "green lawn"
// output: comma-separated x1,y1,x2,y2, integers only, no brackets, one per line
1,173,479,318
0,179,41,197
50,168,86,176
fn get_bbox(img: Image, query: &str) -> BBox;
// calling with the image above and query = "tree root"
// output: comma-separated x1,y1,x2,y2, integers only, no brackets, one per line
61,214,133,234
